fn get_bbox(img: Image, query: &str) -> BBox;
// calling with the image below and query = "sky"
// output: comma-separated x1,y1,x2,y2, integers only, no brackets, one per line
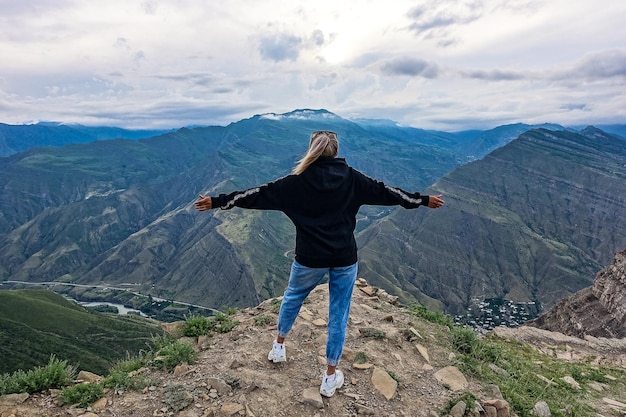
1,0,625,131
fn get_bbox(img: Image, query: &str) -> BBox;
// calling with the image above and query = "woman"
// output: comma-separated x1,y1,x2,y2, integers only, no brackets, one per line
195,130,444,397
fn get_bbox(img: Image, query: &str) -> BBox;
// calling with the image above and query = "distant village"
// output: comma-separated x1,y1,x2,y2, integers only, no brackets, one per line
454,297,539,333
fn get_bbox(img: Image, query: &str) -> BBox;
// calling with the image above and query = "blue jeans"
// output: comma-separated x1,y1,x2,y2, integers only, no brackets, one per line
277,260,358,367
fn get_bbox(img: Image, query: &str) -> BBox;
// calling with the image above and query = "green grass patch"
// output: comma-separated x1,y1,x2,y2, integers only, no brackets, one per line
448,329,625,416
407,304,454,328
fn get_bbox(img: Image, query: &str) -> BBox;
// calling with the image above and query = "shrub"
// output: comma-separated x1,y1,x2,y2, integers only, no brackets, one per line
254,315,272,326
163,383,194,411
354,352,369,364
155,340,198,370
181,315,212,337
359,328,386,339
103,370,155,391
0,355,74,395
211,312,239,333
386,370,400,383
58,382,104,407
269,298,281,314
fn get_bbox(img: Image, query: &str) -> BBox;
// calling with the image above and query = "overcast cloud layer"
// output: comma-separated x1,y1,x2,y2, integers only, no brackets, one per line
1,0,625,130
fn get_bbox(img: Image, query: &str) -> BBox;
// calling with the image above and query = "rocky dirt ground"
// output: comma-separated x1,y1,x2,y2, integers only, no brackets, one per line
2,278,626,417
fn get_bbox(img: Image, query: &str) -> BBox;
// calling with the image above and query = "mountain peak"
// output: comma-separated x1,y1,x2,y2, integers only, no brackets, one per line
258,108,340,121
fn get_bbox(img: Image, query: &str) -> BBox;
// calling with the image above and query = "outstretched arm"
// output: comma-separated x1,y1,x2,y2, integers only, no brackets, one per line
195,194,213,211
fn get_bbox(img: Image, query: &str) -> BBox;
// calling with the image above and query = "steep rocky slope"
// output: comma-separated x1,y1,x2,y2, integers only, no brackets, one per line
529,248,626,338
357,128,626,315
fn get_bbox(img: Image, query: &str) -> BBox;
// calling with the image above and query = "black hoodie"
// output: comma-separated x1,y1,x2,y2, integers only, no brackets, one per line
210,157,429,268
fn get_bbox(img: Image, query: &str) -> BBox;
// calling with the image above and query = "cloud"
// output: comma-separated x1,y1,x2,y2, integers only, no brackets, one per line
560,103,590,111
310,29,325,47
258,32,303,62
568,49,626,79
380,57,440,78
406,0,485,45
460,69,526,81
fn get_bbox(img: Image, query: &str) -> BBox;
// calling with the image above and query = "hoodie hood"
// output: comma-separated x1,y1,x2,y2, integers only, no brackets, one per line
302,157,349,192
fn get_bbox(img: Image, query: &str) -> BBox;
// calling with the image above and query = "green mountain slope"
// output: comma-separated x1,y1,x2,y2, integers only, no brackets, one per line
356,128,626,315
0,289,164,375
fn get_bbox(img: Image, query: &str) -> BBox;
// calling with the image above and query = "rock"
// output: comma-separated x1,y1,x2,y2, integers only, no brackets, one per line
207,377,233,394
354,403,376,415
415,343,430,363
353,363,373,370
312,319,327,327
342,347,357,362
302,388,324,409
220,402,245,416
488,363,509,376
587,381,607,392
482,399,510,417
383,314,394,322
356,278,368,287
229,359,244,369
535,374,557,386
359,286,378,297
486,384,504,400
449,401,466,417
406,327,424,340
560,376,581,390
198,335,211,349
433,366,468,391
531,401,551,417
91,397,108,411
378,291,399,305
484,405,498,417
0,393,29,407
371,367,397,400
76,370,102,383
422,364,434,371
178,408,203,417
602,397,626,410
173,364,190,376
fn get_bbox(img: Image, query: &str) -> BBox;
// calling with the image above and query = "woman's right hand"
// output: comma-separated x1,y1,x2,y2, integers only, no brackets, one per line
195,195,213,211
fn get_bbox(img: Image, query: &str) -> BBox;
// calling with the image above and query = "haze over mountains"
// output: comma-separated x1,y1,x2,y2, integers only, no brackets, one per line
0,122,171,157
1,109,625,318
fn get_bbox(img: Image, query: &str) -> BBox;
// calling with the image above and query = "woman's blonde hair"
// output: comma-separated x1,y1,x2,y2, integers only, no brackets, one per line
292,131,339,175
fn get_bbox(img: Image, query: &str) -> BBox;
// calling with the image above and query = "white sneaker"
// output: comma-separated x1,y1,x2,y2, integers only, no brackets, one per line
267,341,286,363
320,370,344,397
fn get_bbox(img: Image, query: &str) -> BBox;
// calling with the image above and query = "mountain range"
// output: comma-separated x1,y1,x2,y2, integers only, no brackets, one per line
0,122,171,157
1,110,625,318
